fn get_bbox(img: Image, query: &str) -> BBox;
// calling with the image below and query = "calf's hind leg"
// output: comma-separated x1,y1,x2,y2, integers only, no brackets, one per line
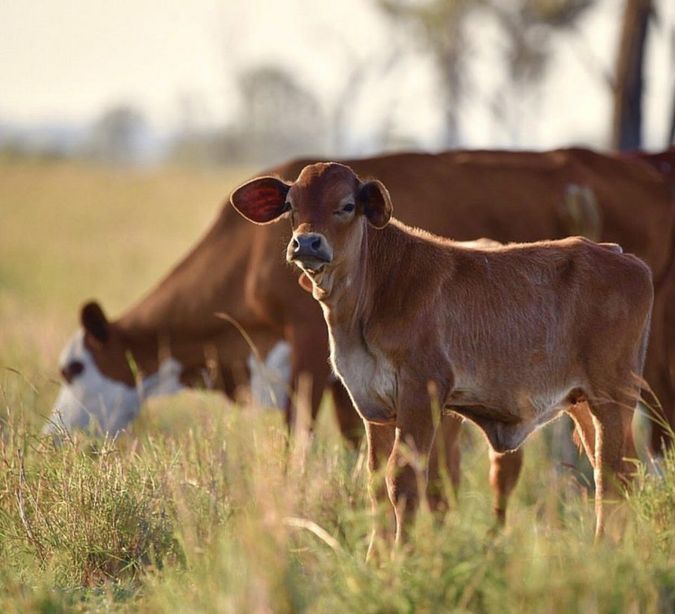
567,401,597,469
586,393,638,539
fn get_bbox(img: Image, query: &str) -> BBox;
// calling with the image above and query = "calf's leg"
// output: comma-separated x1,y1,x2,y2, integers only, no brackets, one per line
386,398,437,545
427,414,462,512
365,421,396,561
567,401,597,469
586,394,638,539
488,448,523,525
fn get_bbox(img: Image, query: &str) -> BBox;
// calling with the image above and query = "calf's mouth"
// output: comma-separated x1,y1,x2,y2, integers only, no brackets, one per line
287,234,333,274
289,254,330,274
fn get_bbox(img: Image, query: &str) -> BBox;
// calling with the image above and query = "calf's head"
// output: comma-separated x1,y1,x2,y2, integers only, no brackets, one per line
230,163,392,287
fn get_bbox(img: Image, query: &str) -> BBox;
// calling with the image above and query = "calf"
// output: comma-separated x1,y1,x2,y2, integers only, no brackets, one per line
231,162,653,544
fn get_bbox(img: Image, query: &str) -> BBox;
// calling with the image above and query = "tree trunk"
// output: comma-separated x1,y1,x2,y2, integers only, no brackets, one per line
669,86,675,146
611,0,652,151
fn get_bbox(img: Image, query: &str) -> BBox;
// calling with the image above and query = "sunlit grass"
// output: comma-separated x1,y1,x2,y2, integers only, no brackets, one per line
0,161,673,612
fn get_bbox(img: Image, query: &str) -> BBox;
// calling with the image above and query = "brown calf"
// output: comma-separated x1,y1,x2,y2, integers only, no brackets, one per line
231,162,653,544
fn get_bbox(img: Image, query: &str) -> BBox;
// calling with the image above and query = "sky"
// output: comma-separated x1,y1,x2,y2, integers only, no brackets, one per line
0,0,672,154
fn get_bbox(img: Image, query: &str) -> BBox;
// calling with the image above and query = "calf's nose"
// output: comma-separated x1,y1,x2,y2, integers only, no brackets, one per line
290,232,331,262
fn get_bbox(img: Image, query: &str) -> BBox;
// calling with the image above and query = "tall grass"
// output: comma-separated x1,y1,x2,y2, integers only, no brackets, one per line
1,161,673,612
1,379,673,613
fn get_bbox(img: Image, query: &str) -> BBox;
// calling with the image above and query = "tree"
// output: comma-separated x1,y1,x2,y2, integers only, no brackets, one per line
611,0,653,151
377,0,596,147
234,65,326,165
86,105,148,165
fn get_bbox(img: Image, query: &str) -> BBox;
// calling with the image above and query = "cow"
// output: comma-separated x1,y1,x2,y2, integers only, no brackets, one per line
230,162,654,545
47,148,673,524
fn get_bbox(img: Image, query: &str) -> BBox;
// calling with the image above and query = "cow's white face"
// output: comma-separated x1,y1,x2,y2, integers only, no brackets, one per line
46,329,183,437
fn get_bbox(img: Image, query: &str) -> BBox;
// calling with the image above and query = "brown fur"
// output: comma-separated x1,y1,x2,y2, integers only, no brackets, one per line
231,162,654,544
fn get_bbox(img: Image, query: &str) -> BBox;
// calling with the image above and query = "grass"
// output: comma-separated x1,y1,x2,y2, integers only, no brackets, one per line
1,160,673,612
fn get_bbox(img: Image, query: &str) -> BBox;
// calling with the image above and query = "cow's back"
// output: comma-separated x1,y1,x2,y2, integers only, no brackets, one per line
271,149,673,275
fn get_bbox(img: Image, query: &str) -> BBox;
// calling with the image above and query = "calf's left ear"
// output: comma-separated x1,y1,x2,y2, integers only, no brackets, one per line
358,180,392,229
230,176,291,224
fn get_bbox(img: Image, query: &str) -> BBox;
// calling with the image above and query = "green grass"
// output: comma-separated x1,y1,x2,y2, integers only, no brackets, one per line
1,161,673,612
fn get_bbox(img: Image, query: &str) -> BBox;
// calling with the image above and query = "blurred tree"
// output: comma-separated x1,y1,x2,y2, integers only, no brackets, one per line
377,0,595,146
85,105,148,165
378,0,474,146
233,65,326,165
168,66,326,166
611,0,652,151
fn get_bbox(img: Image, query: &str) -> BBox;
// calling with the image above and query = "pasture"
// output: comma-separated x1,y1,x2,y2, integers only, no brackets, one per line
0,160,673,612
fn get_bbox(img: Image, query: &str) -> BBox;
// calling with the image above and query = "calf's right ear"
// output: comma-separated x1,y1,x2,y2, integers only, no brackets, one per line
229,176,291,224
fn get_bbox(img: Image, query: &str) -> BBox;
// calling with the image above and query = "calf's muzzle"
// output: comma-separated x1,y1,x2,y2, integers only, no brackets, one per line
288,232,332,271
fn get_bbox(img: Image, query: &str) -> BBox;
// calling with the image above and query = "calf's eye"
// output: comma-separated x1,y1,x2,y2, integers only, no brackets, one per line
340,203,355,214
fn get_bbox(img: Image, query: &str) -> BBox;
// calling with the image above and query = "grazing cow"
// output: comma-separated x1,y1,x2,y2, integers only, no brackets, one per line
230,162,654,544
48,148,672,525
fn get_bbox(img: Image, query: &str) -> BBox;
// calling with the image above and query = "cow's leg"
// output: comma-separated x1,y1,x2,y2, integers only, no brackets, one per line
285,324,331,431
586,394,638,540
287,325,366,444
365,421,396,562
645,366,674,455
488,448,523,525
330,380,364,447
644,282,674,455
427,414,462,512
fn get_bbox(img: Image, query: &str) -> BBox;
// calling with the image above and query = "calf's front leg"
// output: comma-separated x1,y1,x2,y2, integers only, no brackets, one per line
427,413,462,512
365,421,396,561
386,384,439,545
489,448,523,525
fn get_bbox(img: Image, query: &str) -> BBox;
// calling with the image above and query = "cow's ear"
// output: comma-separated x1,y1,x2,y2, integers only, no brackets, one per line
81,301,110,343
358,180,392,229
230,176,291,224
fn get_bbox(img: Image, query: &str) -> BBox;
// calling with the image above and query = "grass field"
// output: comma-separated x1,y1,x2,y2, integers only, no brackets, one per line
1,160,673,613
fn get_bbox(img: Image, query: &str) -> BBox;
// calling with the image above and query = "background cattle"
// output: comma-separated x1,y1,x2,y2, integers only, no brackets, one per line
49,148,674,459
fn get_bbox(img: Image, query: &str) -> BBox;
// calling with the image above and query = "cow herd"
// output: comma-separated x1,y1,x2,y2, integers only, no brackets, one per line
47,147,674,547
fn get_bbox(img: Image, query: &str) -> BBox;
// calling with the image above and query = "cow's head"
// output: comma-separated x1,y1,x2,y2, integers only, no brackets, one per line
46,301,182,436
230,163,392,294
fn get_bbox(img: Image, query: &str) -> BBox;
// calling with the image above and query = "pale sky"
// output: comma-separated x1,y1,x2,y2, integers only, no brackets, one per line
0,0,672,152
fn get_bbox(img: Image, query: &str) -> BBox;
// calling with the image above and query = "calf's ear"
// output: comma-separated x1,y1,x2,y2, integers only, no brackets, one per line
358,180,392,229
230,176,291,224
81,301,110,343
